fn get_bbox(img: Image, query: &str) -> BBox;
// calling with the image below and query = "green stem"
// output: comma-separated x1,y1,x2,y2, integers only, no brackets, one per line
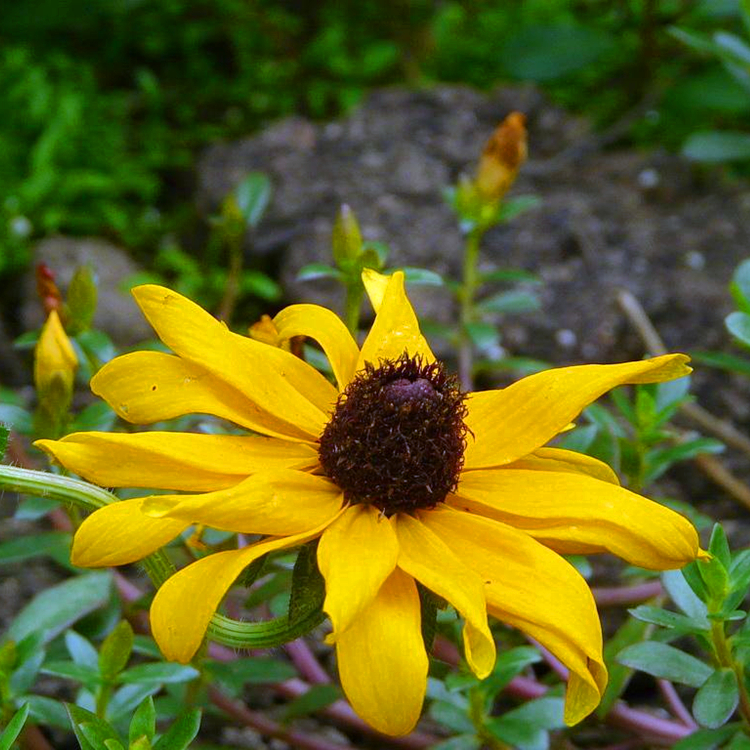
458,227,483,390
0,465,328,651
711,619,750,728
343,279,363,336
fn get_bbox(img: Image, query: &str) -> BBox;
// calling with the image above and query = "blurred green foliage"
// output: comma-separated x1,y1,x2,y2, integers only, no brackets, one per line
2,0,750,278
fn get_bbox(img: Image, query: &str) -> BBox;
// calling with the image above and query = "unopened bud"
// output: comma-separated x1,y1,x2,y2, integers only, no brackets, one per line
332,204,363,267
67,265,97,334
35,263,64,318
220,194,246,241
475,112,527,202
249,314,288,349
34,310,78,407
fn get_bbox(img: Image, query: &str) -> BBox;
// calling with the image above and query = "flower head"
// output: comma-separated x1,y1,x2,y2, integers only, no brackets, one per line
37,271,700,735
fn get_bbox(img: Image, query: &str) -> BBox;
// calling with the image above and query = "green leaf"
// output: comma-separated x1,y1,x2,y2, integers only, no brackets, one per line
497,195,541,222
401,267,445,286
465,322,500,354
725,731,750,750
99,621,133,682
628,605,710,634
476,289,541,315
296,263,342,282
642,438,724,485
240,271,282,301
152,710,201,750
14,496,59,521
673,724,742,750
727,312,750,347
41,660,101,687
669,26,718,55
0,532,70,565
690,351,750,378
24,695,70,730
684,132,750,163
0,424,9,461
500,24,617,81
0,703,29,750
8,572,112,644
709,525,732,571
205,658,296,695
106,684,160,722
731,259,750,312
118,662,199,686
598,616,649,716
663,569,709,618
234,172,272,229
429,700,475,734
617,641,712,687
282,684,341,723
66,704,122,750
477,646,542,697
693,669,739,728
479,268,541,285
129,697,156,746
65,631,99,669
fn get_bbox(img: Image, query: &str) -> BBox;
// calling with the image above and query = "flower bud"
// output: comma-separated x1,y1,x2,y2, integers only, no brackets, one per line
475,112,527,202
34,310,78,415
66,265,97,334
35,263,64,318
332,204,363,267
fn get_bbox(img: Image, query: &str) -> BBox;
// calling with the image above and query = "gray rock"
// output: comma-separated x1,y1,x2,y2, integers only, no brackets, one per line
22,236,152,347
196,84,750,380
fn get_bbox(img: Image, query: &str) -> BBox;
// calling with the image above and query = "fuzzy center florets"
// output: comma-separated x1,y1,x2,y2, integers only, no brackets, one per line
318,354,468,515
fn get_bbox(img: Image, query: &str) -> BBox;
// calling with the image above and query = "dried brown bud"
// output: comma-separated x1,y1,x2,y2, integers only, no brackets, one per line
475,112,527,202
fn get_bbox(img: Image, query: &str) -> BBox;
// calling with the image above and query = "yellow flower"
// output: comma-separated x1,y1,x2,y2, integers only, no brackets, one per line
36,271,700,735
34,309,78,400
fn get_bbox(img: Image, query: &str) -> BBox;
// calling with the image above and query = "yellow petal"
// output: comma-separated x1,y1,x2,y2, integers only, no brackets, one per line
273,304,360,389
395,513,496,679
35,432,318,491
151,524,333,664
357,271,434,369
335,568,428,736
91,351,313,442
464,354,691,468
362,268,390,311
143,470,343,535
34,310,77,394
453,469,700,569
318,504,398,637
494,447,619,485
72,499,188,567
132,285,337,437
422,506,606,725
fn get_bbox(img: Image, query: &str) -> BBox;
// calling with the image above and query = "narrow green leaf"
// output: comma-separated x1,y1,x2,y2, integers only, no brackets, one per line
41,661,101,686
731,259,750,312
479,268,541,285
0,703,29,750
628,605,710,634
240,271,282,301
118,662,199,686
478,646,542,697
65,631,99,669
663,568,708,617
476,289,541,315
106,684,160,722
234,172,272,228
296,263,342,282
152,710,201,750
598,616,649,716
66,704,121,750
0,532,70,565
401,267,445,286
709,525,732,571
727,312,750,347
429,700,475,734
129,697,156,746
23,695,69,730
99,621,133,682
725,730,750,750
692,668,739,728
617,641,712,687
429,736,481,750
497,194,541,222
684,132,750,163
690,350,750,377
465,321,500,353
8,572,112,644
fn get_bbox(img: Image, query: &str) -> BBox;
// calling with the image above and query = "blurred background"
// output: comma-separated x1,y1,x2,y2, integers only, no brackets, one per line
2,0,749,354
